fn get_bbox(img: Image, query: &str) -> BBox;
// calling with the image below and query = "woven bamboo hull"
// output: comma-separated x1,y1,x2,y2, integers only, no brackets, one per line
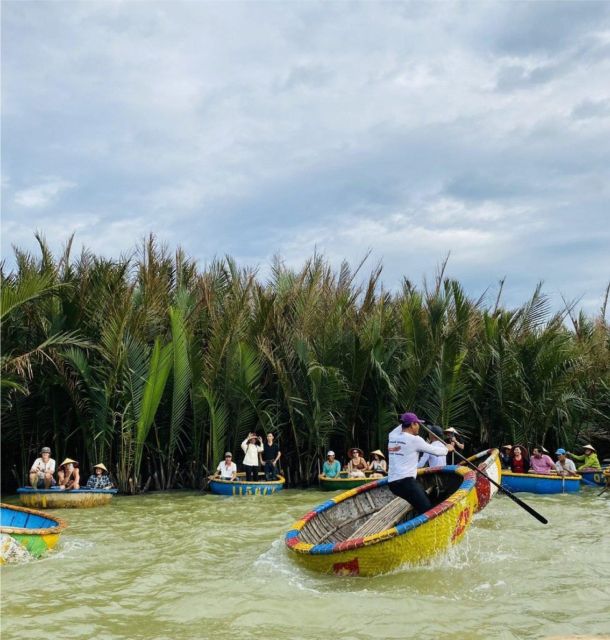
208,473,285,496
319,474,379,491
579,468,608,487
501,472,581,494
286,461,493,577
17,488,117,508
1,503,67,563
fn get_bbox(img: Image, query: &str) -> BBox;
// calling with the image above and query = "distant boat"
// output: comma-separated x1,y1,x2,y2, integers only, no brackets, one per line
1,503,67,564
501,472,581,494
17,487,118,509
285,450,499,576
578,467,608,487
318,472,380,491
208,473,285,496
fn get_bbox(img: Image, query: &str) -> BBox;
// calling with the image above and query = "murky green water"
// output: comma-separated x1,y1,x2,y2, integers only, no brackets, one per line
2,489,609,640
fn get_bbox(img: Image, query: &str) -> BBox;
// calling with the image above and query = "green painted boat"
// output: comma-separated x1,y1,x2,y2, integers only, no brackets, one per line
319,472,381,491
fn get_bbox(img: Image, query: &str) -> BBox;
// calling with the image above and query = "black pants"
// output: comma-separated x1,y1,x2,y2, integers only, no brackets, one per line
388,477,432,515
244,465,259,482
263,460,277,480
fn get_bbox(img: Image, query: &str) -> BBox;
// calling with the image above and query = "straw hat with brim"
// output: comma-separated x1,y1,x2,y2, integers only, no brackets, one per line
444,427,459,434
501,444,512,450
59,458,78,468
348,448,364,458
582,444,596,452
370,450,385,459
92,463,108,473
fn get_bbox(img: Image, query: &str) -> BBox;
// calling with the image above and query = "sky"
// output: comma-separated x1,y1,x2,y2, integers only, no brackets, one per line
2,0,610,313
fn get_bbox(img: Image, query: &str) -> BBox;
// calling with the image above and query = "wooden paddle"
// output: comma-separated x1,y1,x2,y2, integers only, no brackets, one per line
419,424,549,525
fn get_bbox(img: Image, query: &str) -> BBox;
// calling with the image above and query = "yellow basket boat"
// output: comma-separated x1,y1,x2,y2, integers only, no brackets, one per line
285,449,500,576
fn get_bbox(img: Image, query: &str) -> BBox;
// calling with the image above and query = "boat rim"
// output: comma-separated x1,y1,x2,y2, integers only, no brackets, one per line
286,464,476,556
17,487,118,494
1,502,67,536
502,471,582,480
208,475,285,486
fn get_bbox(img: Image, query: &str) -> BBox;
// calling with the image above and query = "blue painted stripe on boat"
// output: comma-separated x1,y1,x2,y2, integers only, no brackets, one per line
395,513,429,534
0,506,58,529
285,530,299,539
314,500,338,513
310,542,336,555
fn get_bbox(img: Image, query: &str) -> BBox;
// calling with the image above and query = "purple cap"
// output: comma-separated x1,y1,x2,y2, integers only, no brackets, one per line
400,412,424,425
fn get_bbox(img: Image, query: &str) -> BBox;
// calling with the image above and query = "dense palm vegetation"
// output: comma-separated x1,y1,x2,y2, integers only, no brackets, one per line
2,235,609,492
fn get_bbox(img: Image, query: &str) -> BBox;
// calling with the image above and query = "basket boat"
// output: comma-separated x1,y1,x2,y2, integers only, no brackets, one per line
17,487,117,509
319,473,380,491
501,471,581,494
1,503,67,563
208,473,285,496
578,467,608,487
285,450,499,576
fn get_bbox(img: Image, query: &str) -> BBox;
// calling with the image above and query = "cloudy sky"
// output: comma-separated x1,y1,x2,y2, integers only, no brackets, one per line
2,1,609,312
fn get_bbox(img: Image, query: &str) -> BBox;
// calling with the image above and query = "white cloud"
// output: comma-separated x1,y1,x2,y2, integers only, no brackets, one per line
13,178,76,208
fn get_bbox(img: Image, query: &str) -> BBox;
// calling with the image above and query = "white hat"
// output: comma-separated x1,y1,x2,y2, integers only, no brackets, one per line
582,444,596,452
444,427,459,434
327,450,335,457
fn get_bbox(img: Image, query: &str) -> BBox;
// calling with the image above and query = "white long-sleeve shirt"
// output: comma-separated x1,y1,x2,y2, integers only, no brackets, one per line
417,441,448,468
241,439,263,466
387,425,448,482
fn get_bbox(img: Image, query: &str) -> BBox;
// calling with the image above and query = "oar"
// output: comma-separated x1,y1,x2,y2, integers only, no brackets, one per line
420,424,548,525
598,486,608,497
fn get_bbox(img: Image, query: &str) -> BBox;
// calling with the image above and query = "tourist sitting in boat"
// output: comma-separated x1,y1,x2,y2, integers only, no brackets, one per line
368,450,387,476
568,444,601,471
214,452,238,481
509,446,529,474
261,433,281,481
57,458,80,490
554,449,578,476
529,446,556,474
444,427,464,463
86,463,114,489
29,446,56,489
387,412,453,515
241,433,264,482
417,425,448,468
499,445,512,470
322,451,341,478
345,448,368,477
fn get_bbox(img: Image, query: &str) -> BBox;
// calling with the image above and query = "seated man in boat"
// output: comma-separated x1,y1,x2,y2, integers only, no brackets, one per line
241,434,264,482
322,451,341,478
214,452,238,481
417,425,448,468
568,444,601,471
57,458,80,490
345,448,367,477
388,412,453,515
368,450,387,476
86,463,114,489
261,433,281,481
529,446,556,474
499,445,512,469
29,446,56,489
554,449,578,477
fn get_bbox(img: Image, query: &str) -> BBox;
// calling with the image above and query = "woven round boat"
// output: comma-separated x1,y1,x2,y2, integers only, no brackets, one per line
1,503,67,563
208,473,285,496
318,473,379,491
17,487,117,509
501,471,581,494
578,467,608,487
285,450,500,576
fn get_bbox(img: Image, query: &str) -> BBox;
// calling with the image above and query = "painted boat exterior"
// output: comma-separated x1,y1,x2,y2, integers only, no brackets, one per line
17,487,117,509
319,474,379,491
501,472,581,494
461,448,501,512
1,503,67,563
578,467,608,487
208,473,285,496
286,463,491,577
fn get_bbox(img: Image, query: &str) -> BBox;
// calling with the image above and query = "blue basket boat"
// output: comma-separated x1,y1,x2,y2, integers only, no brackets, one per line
501,472,581,494
578,467,608,487
208,472,285,496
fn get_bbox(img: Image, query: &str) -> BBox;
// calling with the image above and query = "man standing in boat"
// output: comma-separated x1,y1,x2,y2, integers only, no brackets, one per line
387,412,453,515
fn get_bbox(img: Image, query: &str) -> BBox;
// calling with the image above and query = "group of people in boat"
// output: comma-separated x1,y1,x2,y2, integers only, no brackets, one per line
29,447,114,490
499,443,601,476
213,432,282,482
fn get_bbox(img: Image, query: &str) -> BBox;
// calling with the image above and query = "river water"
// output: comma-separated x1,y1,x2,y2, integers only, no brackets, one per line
2,488,609,640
